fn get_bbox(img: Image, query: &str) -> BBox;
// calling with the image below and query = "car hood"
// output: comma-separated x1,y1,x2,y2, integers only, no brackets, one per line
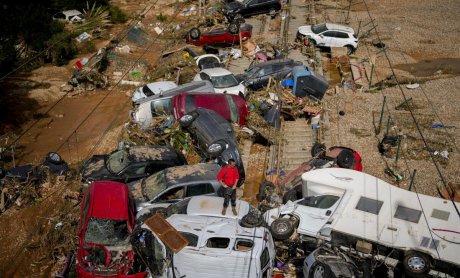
80,155,111,181
225,1,243,10
298,25,314,36
214,83,246,96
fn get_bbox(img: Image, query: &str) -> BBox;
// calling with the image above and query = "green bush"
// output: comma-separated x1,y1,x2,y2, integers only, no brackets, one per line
156,13,168,22
46,32,78,66
78,40,96,54
109,6,128,23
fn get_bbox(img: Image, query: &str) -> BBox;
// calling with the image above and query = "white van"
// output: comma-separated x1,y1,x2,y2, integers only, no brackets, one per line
133,196,276,278
264,168,460,277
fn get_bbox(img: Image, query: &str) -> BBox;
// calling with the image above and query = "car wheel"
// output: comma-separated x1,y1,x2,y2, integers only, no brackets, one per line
346,45,355,55
282,189,298,204
189,27,201,40
257,180,275,201
403,251,431,277
179,111,199,128
228,22,239,35
240,213,264,228
310,262,331,278
269,8,277,18
311,143,326,158
46,152,64,165
336,149,356,169
270,218,294,240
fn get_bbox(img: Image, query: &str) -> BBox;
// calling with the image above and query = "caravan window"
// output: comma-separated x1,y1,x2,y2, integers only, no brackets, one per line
180,232,198,247
394,205,422,223
234,239,254,251
355,197,383,215
299,195,339,209
206,237,230,248
260,247,270,270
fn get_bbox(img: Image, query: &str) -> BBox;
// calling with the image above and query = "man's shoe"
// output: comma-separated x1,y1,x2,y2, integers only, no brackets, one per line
222,207,226,215
232,207,237,216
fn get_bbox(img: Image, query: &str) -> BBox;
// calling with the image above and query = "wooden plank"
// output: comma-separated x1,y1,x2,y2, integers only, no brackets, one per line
145,213,188,253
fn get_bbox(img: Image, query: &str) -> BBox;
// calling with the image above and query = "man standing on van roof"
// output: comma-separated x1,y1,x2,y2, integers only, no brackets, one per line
217,159,239,216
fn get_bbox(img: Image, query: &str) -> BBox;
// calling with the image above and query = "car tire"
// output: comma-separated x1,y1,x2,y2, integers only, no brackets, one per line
336,149,356,169
179,111,199,128
311,143,326,158
240,213,264,228
189,27,201,40
257,180,275,201
46,152,64,165
282,188,298,204
403,251,431,277
228,22,240,35
270,218,294,241
309,262,332,278
346,45,355,55
310,39,317,46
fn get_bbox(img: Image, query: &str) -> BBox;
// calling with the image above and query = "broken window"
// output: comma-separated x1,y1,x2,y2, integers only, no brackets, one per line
394,205,422,223
85,218,129,246
299,195,339,209
355,197,383,215
206,237,230,249
180,232,198,247
159,186,184,201
107,149,131,173
234,239,254,251
151,99,172,116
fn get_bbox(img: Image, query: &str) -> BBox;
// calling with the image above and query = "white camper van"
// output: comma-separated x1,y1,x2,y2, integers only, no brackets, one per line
134,196,275,278
264,168,460,277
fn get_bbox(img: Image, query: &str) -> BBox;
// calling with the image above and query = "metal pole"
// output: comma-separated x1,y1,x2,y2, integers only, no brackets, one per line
369,63,374,89
385,115,391,135
408,169,417,191
377,96,386,134
395,137,401,166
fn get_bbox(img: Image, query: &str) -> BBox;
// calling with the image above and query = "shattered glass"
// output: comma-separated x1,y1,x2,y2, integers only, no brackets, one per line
142,171,167,200
85,218,130,246
107,150,131,173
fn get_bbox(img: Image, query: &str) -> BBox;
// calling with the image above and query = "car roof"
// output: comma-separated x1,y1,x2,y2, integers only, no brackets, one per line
164,163,221,186
127,145,180,162
62,10,83,16
200,67,233,77
186,196,250,219
144,81,177,93
89,181,130,220
252,58,296,68
324,23,355,33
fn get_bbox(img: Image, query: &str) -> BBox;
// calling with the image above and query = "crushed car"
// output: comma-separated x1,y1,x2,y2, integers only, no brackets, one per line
303,246,361,278
131,81,177,104
130,81,215,129
76,181,147,278
193,67,246,96
186,22,253,47
172,92,250,126
179,108,245,186
127,163,222,211
131,196,274,278
237,58,303,91
80,145,187,184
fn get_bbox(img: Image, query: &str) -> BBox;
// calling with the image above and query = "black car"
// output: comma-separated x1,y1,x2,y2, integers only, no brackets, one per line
237,58,303,90
223,0,282,21
179,108,245,186
80,145,187,183
0,152,69,184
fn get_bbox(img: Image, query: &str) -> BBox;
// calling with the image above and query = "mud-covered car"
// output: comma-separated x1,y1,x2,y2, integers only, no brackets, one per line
0,152,68,184
179,108,245,186
80,146,187,184
76,181,147,278
223,0,281,21
303,246,360,278
186,23,253,46
236,58,303,90
127,163,222,211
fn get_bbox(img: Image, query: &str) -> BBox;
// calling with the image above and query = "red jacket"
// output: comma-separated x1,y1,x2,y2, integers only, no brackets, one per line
217,165,239,187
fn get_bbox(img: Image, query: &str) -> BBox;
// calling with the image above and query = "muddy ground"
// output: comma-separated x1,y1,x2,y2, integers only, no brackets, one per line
0,0,459,276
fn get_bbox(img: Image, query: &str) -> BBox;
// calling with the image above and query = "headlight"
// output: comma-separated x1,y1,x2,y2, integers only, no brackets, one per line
208,143,223,154
180,114,193,123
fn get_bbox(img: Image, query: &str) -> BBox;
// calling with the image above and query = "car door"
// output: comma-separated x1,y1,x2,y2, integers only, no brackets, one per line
335,31,350,47
294,194,342,236
321,31,340,47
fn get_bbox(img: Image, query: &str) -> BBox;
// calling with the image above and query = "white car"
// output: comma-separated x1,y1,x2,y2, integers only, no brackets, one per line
193,68,246,96
131,81,177,104
297,23,358,54
52,10,85,23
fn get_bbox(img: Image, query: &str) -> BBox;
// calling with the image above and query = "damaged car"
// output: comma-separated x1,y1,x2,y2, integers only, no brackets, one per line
131,81,177,104
193,67,246,96
296,23,358,54
80,145,187,184
179,108,245,186
303,246,360,278
186,22,252,46
131,196,274,278
76,181,147,278
172,92,249,126
127,163,222,211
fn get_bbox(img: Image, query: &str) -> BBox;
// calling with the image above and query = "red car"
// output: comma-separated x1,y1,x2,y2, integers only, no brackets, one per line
172,92,249,126
186,23,253,46
77,181,147,278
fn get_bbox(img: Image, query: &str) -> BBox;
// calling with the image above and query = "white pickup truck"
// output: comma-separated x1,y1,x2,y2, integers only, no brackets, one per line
264,168,460,277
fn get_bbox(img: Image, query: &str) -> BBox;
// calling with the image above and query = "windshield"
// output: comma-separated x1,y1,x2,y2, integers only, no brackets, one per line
85,218,130,246
311,23,328,34
107,149,130,173
142,171,167,200
210,74,239,88
142,85,155,97
245,66,259,78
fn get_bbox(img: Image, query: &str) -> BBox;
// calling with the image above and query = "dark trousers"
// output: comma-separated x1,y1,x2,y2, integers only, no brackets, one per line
218,186,236,208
